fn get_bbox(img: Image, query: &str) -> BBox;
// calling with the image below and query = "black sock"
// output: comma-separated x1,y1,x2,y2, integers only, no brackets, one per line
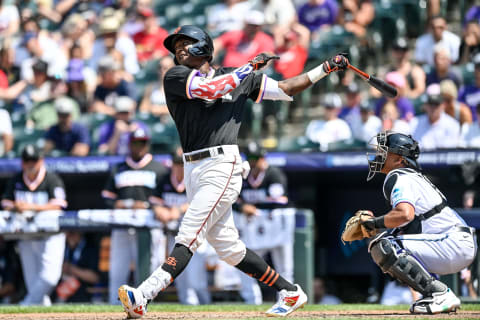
161,243,193,279
235,248,296,292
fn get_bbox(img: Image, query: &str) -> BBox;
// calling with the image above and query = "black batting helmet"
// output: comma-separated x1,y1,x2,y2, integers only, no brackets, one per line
164,25,213,62
366,131,420,181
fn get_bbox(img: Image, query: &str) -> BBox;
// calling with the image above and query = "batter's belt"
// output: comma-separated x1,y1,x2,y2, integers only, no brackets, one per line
184,146,224,162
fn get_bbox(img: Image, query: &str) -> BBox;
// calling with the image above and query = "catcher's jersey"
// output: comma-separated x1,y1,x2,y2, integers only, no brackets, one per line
383,168,467,234
1,166,67,208
239,166,288,209
157,170,187,207
102,154,167,205
164,65,265,152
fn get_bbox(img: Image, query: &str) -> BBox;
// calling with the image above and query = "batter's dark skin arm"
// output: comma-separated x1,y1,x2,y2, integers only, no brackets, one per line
278,74,313,96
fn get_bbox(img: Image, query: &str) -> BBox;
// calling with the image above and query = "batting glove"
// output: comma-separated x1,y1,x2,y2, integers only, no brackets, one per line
322,54,349,74
249,53,280,70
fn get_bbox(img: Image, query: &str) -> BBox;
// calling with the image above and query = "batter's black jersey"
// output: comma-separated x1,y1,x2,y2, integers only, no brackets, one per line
164,65,266,152
239,166,289,209
1,167,67,208
102,154,168,207
157,170,188,207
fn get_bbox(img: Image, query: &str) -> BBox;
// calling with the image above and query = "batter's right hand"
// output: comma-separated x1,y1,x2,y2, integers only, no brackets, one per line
322,54,349,74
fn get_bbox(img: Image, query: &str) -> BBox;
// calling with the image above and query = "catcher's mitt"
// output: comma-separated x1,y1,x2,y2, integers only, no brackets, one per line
249,53,279,70
341,210,377,244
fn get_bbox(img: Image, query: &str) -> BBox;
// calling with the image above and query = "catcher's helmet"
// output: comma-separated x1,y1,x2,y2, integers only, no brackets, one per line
366,131,420,181
163,25,213,62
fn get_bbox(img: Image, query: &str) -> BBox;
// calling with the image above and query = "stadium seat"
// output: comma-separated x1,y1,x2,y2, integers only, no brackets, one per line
13,127,46,156
150,122,180,154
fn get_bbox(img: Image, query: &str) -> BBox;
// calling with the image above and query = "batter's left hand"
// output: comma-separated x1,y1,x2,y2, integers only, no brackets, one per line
323,54,349,74
249,53,280,70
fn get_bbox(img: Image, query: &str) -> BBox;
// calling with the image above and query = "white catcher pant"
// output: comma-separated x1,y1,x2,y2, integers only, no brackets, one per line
396,229,477,275
18,233,65,305
176,145,246,266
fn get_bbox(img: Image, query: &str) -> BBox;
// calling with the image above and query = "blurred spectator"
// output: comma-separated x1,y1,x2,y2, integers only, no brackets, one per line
66,56,91,113
2,144,67,306
297,0,338,35
388,38,426,100
90,11,140,77
314,278,341,304
458,20,480,64
0,108,13,156
411,83,461,150
249,0,296,32
139,55,175,118
60,13,95,61
0,1,20,37
461,106,480,148
440,79,472,125
0,39,21,87
19,19,68,83
337,0,375,38
97,96,148,155
273,23,309,79
55,232,100,303
460,268,478,298
305,93,352,151
55,0,102,23
121,0,154,36
101,127,168,304
350,100,381,143
339,81,361,129
132,8,168,64
374,71,415,122
380,280,417,305
425,44,462,88
44,97,89,157
0,238,24,303
380,101,411,134
465,5,480,26
414,15,460,66
207,0,252,35
463,190,476,209
91,55,136,115
459,54,480,120
24,59,53,111
213,11,275,67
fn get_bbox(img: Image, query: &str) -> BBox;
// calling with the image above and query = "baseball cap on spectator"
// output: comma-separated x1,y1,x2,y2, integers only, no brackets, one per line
359,100,374,112
115,96,136,113
130,127,150,142
244,10,265,25
385,71,406,89
346,81,360,94
21,144,43,161
67,59,85,82
323,93,342,109
32,60,48,74
424,83,443,105
138,7,154,18
98,55,120,73
99,16,121,35
392,37,409,51
55,97,76,115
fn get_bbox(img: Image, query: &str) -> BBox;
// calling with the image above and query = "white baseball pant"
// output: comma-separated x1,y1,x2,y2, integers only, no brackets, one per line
18,233,65,305
176,145,246,266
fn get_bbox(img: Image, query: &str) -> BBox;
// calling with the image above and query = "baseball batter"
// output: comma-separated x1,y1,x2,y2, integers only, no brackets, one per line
1,145,67,305
119,25,348,318
360,131,477,314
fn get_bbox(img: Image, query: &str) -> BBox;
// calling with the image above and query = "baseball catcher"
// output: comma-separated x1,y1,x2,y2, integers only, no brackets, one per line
344,131,477,314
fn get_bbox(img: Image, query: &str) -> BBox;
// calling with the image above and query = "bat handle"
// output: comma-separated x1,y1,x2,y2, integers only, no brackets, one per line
347,64,370,80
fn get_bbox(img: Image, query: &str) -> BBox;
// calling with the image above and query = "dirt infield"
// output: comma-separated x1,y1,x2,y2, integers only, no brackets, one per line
2,310,480,320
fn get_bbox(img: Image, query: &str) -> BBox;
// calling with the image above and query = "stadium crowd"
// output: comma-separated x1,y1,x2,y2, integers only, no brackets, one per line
0,0,479,306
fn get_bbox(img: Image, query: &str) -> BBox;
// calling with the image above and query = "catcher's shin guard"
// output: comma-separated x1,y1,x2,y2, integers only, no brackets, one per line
369,239,446,296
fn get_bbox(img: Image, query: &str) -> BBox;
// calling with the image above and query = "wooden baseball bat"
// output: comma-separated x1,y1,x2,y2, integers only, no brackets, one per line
347,64,397,98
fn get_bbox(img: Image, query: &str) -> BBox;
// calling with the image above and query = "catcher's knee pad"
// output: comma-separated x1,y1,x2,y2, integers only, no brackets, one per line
370,239,445,296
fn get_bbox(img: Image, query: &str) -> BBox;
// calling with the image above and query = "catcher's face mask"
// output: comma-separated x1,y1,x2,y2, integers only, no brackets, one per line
366,131,388,181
